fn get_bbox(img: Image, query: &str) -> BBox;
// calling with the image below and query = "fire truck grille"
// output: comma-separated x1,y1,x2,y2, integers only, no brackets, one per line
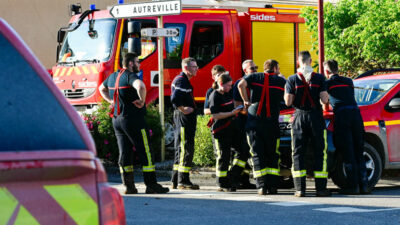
63,89,84,99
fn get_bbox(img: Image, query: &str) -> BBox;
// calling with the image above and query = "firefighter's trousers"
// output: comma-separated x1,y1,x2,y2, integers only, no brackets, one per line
172,110,197,184
334,107,368,188
291,109,328,191
113,116,157,186
246,120,280,189
213,121,247,187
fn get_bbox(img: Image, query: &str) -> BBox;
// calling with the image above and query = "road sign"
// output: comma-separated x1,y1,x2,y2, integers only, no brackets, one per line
110,0,181,18
141,28,179,37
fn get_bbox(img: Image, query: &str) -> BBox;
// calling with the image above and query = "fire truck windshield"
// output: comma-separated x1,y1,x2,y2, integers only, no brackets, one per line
58,19,117,64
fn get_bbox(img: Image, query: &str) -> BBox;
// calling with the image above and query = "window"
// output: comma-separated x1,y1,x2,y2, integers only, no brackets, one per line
164,23,186,68
58,19,117,63
120,19,157,67
354,79,399,105
189,21,224,68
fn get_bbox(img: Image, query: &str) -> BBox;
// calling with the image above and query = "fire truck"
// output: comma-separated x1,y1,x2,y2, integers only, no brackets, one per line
52,3,317,113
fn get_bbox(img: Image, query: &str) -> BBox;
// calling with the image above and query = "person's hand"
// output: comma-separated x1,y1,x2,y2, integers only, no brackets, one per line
232,107,242,115
133,99,145,108
244,101,251,109
183,107,194,115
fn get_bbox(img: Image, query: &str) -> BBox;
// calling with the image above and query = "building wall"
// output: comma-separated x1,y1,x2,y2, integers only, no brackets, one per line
0,0,142,68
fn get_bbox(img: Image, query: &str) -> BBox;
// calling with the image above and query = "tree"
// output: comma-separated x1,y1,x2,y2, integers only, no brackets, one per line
301,0,400,77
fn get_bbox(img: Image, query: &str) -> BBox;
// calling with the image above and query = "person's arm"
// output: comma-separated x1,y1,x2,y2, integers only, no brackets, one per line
284,93,295,106
211,109,240,120
99,83,113,104
284,78,295,106
132,79,146,108
320,91,329,105
238,79,250,108
179,106,194,115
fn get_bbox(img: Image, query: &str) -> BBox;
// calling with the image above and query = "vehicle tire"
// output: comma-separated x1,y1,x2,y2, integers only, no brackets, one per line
164,122,175,147
330,142,382,189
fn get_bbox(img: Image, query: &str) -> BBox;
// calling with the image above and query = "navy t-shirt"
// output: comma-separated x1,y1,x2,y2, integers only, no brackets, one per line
209,90,234,133
171,72,196,110
285,72,327,111
326,74,357,110
244,72,286,119
103,69,145,117
204,87,214,109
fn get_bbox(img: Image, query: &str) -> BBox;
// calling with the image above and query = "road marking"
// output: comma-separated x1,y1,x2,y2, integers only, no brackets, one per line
314,207,400,214
267,201,319,207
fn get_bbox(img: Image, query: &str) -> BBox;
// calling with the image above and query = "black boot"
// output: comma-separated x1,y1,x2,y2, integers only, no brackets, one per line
339,186,360,195
121,172,138,194
146,183,169,194
238,172,257,189
359,171,372,194
171,170,178,189
178,172,199,190
294,177,306,197
144,172,169,194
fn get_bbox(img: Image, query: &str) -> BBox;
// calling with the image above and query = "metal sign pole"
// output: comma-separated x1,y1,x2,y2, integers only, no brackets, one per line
158,15,165,162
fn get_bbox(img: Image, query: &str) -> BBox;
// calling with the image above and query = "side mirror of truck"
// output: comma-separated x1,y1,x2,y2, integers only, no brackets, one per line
388,98,400,110
57,29,66,43
56,45,61,62
127,21,141,55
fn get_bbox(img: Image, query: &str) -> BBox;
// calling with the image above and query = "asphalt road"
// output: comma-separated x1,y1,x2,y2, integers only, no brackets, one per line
109,173,400,225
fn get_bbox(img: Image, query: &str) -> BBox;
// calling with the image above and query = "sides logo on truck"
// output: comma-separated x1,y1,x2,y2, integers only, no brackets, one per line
250,14,276,21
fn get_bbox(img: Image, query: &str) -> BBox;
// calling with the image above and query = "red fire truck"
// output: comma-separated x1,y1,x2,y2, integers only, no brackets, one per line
52,3,317,113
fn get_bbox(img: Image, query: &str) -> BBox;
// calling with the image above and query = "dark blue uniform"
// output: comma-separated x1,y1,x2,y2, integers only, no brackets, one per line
171,72,197,185
232,78,254,187
244,72,286,191
208,89,248,188
103,69,157,186
285,72,328,193
326,74,368,190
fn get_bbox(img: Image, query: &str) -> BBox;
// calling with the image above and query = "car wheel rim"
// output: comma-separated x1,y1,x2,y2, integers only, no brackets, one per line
342,151,375,181
363,151,375,181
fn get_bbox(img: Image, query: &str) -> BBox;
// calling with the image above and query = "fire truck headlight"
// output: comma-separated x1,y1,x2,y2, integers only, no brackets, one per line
82,88,96,98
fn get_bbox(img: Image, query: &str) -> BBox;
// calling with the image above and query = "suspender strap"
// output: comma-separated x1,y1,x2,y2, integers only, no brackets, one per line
256,73,274,117
298,72,315,107
110,69,126,117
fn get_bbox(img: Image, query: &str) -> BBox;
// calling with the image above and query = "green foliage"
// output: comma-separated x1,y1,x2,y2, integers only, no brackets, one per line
193,115,215,167
301,0,400,77
81,100,164,164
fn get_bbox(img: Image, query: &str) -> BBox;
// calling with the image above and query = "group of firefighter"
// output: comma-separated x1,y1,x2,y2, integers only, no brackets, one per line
100,50,371,197
170,51,372,197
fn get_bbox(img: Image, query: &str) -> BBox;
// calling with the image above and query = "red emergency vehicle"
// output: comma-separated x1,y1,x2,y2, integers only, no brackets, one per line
0,18,125,224
52,4,317,113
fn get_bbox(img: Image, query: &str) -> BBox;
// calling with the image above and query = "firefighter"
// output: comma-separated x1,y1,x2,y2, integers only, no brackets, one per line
209,73,243,191
284,51,331,197
204,65,226,115
230,59,259,189
170,57,200,190
324,59,371,195
99,52,169,194
238,59,286,195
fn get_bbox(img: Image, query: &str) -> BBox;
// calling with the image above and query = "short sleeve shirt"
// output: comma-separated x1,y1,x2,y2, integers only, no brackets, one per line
244,72,286,119
325,74,357,110
209,90,234,133
285,72,327,111
103,70,145,117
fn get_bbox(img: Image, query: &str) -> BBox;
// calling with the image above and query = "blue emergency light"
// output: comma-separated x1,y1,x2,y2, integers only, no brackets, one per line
118,0,124,4
90,4,96,10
